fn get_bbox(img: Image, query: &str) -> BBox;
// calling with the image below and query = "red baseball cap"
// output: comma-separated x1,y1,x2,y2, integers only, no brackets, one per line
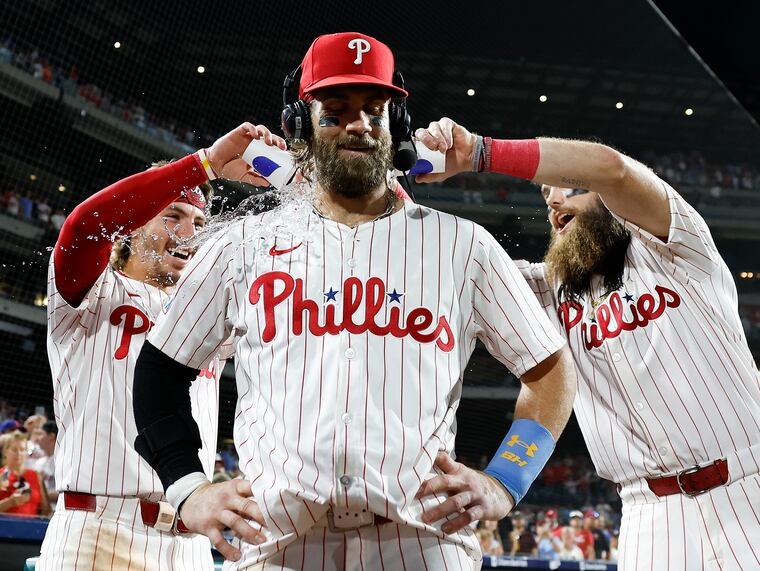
299,32,408,100
545,509,558,518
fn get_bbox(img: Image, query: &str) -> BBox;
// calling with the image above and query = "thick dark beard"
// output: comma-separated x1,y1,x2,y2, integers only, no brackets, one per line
544,199,631,302
312,131,393,197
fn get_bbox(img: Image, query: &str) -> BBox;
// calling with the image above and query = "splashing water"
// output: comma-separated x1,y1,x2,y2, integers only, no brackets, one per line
192,181,319,252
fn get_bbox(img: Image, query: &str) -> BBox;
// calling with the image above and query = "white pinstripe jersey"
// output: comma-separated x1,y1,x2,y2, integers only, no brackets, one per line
148,201,565,560
46,261,221,500
518,183,760,493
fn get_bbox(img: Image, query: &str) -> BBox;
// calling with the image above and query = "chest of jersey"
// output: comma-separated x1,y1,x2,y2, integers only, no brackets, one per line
233,214,462,353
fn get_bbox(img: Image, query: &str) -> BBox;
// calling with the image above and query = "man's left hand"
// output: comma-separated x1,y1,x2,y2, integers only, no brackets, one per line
415,450,515,533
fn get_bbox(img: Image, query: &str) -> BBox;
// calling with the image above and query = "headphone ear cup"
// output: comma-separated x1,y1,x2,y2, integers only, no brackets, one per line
295,100,312,141
281,100,312,141
389,101,411,143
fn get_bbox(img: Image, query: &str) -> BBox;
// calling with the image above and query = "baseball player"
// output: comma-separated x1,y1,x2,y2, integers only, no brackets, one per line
414,117,760,570
131,32,577,570
38,123,286,570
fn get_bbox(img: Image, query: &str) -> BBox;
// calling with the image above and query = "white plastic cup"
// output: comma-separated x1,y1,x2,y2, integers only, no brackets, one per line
392,141,446,177
241,139,297,189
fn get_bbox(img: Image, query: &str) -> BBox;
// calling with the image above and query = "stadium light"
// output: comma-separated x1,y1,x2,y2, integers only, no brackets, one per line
29,174,37,181
467,88,475,96
58,184,66,192
197,66,206,74
685,108,694,116
114,41,121,49
539,95,547,103
615,101,624,109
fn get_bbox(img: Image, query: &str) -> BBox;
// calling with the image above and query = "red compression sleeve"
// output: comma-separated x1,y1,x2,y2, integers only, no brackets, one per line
54,154,208,307
486,137,541,180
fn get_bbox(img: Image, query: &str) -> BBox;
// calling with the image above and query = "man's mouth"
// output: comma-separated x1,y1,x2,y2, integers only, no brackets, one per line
168,247,191,261
338,144,374,155
556,212,575,233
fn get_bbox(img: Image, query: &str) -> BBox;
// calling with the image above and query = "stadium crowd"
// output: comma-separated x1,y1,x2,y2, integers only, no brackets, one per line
0,35,201,151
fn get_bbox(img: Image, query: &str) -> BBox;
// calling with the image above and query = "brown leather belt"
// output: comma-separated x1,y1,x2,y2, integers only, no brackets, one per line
63,491,190,533
646,459,729,497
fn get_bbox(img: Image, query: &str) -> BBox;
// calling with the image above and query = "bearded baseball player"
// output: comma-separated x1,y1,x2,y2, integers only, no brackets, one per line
38,124,285,570
415,117,760,570
131,32,577,570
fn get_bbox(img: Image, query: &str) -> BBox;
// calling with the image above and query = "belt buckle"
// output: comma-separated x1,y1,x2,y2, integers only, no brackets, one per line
327,509,375,532
153,501,177,533
676,464,709,497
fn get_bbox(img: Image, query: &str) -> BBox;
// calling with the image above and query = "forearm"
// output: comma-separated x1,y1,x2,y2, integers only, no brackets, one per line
0,497,17,512
55,153,208,305
482,347,575,505
133,341,205,490
487,137,669,236
514,346,576,440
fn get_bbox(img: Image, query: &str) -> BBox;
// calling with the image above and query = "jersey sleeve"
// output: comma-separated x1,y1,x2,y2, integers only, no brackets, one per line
148,228,238,370
46,256,110,340
607,181,719,283
468,227,566,377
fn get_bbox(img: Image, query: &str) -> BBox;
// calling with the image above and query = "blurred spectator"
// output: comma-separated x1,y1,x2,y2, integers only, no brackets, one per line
19,192,34,220
544,508,559,532
475,521,504,555
37,198,51,224
24,414,47,463
571,510,595,559
0,419,21,434
609,532,619,562
33,421,57,509
553,510,594,559
589,511,611,560
50,209,66,232
479,520,504,556
0,431,51,515
535,518,558,560
212,453,231,483
5,191,19,217
509,511,537,556
557,526,584,561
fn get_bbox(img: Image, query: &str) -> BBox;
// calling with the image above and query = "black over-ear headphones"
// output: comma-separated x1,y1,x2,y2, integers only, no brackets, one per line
280,67,418,172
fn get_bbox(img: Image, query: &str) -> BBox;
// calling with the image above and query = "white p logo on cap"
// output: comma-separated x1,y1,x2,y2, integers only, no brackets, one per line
348,38,371,64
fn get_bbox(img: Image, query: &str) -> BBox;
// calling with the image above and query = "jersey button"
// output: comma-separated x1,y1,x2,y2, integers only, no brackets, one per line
341,413,352,424
612,353,622,362
635,402,644,411
345,348,356,359
659,446,669,456
347,258,357,268
339,475,352,487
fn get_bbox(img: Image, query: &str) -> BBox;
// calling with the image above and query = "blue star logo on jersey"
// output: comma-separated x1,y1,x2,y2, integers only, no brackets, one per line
387,288,404,303
623,293,635,303
324,287,339,302
162,295,175,314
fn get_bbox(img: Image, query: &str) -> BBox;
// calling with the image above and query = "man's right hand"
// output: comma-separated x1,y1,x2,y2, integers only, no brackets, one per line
414,117,479,183
179,479,268,562
206,123,287,186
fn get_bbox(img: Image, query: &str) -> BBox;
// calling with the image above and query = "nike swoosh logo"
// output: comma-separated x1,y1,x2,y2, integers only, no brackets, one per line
269,243,303,256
